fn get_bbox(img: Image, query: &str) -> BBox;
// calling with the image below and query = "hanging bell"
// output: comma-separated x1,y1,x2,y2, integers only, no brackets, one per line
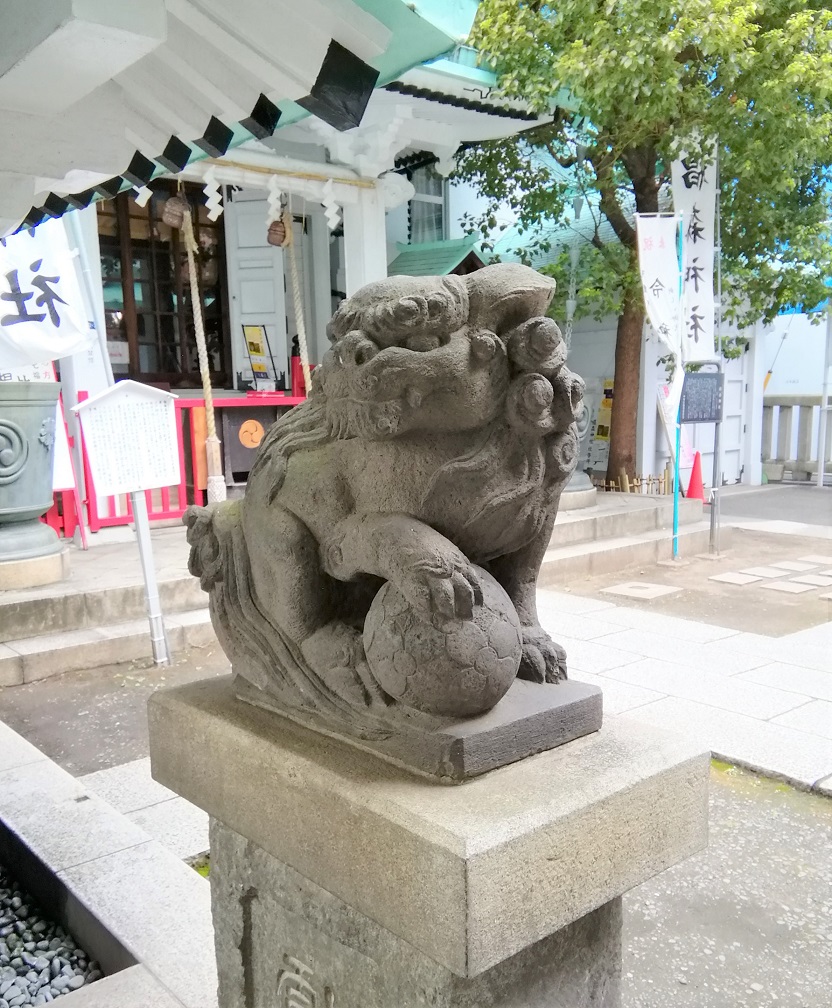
267,217,287,247
161,194,190,228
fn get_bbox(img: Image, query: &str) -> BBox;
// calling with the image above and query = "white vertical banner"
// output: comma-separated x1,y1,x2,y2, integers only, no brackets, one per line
672,148,717,361
635,214,682,358
0,217,96,367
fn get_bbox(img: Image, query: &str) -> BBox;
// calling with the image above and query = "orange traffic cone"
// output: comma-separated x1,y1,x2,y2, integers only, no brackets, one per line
686,451,706,503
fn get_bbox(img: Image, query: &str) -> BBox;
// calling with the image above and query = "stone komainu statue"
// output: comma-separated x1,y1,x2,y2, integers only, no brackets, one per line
185,264,584,737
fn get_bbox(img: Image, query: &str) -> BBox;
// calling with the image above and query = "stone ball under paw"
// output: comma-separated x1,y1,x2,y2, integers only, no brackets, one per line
363,567,523,717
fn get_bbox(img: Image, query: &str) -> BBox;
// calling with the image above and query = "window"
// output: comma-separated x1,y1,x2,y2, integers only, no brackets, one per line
97,181,230,387
409,163,447,243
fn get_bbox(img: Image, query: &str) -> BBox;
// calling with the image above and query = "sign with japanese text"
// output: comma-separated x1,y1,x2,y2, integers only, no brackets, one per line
73,381,180,496
680,370,724,424
672,148,717,361
0,217,96,367
635,214,682,358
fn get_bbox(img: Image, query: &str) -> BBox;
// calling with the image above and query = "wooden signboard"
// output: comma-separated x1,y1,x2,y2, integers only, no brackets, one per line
74,380,179,496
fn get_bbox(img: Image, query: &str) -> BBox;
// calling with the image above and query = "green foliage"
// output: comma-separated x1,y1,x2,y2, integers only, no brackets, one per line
455,0,832,333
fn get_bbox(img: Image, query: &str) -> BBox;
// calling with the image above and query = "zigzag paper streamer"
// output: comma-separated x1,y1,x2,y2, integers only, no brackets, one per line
266,175,283,225
203,167,223,221
321,179,340,231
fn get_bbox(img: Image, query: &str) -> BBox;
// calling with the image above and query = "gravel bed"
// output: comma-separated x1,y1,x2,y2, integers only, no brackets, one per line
0,864,101,1006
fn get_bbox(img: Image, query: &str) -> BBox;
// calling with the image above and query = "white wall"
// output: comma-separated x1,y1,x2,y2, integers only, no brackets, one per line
757,312,827,397
447,180,516,239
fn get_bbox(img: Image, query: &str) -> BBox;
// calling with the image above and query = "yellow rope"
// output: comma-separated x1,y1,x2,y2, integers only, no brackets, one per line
181,211,217,440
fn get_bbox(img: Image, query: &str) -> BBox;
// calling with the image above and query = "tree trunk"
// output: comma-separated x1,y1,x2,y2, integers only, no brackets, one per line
607,279,645,480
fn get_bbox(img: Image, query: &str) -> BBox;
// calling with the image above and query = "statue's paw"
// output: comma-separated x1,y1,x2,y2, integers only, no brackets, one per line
517,626,567,683
404,554,483,625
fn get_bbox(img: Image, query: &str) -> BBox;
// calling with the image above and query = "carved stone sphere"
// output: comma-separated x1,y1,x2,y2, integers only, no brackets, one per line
363,567,523,717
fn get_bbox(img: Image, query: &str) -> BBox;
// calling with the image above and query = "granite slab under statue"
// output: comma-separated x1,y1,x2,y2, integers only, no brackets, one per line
185,263,601,779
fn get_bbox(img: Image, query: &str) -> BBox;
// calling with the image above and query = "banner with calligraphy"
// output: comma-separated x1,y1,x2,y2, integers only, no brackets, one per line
634,214,682,359
671,148,717,361
0,217,96,367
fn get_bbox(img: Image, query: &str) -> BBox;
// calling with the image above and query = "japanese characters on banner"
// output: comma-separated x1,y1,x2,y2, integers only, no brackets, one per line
0,217,96,367
671,149,717,361
634,214,682,358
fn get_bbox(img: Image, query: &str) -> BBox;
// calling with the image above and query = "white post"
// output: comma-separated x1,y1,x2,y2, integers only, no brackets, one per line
817,304,832,488
637,326,659,482
130,490,170,666
309,210,333,362
343,184,388,296
743,321,766,485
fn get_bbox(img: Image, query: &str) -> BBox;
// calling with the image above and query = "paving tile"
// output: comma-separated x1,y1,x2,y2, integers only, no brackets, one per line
603,658,808,719
620,697,832,788
0,722,47,772
821,592,832,601
128,797,209,860
600,582,682,600
569,669,665,715
708,572,763,585
723,634,831,674
535,589,617,615
760,581,815,594
798,555,832,565
535,607,622,641
739,566,788,578
779,623,832,648
58,840,216,1008
0,760,149,871
592,629,770,675
80,756,177,814
771,700,832,740
738,663,832,703
769,561,818,572
56,965,187,1008
543,633,643,674
590,607,739,643
789,574,832,587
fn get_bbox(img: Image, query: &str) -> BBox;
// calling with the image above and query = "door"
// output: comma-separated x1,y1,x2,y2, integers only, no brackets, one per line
224,190,289,389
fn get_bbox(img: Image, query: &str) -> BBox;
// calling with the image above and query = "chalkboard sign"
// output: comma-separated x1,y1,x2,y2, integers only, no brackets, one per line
680,371,724,424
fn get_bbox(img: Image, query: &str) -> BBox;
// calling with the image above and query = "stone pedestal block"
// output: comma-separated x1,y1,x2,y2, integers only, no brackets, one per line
211,817,622,1008
149,677,709,1006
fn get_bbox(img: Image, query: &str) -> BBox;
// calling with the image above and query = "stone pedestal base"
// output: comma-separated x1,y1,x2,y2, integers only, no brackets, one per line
211,817,622,1007
561,469,597,510
149,677,708,1007
0,545,69,588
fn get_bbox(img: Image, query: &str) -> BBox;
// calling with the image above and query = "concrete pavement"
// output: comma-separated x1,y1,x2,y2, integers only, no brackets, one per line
538,587,832,793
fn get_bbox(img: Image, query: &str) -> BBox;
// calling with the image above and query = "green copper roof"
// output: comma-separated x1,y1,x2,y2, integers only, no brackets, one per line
388,237,488,276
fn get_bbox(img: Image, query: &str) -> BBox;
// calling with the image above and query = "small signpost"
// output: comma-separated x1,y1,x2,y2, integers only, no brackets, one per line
73,380,179,665
680,370,724,424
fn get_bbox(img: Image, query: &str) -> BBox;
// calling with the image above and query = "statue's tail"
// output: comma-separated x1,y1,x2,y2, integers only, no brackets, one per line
183,502,291,694
183,504,368,719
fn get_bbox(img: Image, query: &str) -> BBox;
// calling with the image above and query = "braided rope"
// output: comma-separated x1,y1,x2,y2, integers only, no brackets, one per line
181,211,217,439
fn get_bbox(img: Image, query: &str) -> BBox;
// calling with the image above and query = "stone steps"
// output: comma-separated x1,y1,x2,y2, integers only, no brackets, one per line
0,609,214,687
539,520,730,584
550,495,704,548
0,574,205,644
